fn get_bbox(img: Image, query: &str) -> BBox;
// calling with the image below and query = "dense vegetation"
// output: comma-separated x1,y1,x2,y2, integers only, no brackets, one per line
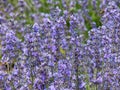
0,0,120,90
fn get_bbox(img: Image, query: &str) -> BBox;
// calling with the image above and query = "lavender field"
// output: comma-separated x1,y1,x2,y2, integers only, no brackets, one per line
0,0,120,90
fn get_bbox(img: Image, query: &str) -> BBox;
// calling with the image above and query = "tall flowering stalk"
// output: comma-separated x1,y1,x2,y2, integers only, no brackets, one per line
100,1,120,89
85,1,120,89
69,13,86,90
0,27,22,89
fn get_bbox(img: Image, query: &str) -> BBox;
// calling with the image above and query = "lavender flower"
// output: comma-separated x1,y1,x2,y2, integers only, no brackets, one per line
1,30,22,63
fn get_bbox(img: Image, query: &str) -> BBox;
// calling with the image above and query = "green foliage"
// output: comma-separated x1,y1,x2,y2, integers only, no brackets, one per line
88,0,102,27
83,0,102,43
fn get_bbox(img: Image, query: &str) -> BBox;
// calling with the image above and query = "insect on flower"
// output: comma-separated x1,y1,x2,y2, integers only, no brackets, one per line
0,61,14,73
100,9,105,14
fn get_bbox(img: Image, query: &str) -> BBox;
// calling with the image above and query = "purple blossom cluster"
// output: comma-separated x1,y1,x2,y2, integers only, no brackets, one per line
0,0,120,90
85,1,120,89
